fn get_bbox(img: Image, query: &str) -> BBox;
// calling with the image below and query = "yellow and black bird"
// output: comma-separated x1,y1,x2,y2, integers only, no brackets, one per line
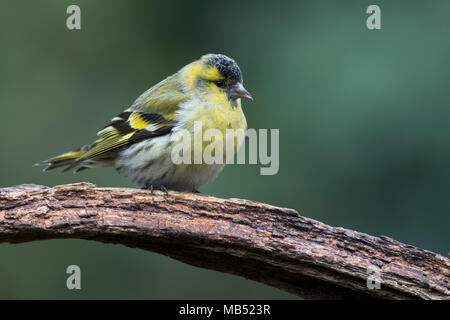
35,54,252,192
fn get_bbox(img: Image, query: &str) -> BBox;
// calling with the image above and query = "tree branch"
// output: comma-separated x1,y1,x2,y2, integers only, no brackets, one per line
0,183,448,299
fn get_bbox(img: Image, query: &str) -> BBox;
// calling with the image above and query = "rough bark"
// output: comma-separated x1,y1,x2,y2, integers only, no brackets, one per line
0,183,448,299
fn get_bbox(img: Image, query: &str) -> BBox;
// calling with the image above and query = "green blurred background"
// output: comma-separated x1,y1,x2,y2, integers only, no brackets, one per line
0,0,449,299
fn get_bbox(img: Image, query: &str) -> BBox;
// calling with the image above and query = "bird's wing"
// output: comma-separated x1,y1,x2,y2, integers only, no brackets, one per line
61,110,175,172
37,74,189,173
68,75,190,168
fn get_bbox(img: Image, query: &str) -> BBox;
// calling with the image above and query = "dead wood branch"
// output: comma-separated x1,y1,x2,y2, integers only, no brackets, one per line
0,183,448,299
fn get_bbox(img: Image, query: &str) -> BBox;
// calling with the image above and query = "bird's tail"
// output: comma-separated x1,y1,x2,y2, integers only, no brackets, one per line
34,147,89,173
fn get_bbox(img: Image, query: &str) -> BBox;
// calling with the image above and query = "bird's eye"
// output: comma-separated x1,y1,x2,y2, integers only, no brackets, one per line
215,80,225,88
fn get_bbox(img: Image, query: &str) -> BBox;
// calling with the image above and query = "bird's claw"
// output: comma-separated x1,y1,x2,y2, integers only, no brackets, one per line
145,184,169,196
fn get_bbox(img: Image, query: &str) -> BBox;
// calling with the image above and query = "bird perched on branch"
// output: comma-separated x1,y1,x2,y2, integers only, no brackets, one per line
35,54,252,192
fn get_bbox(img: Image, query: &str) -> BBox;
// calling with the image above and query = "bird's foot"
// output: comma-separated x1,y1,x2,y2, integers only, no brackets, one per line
159,185,169,196
144,184,169,196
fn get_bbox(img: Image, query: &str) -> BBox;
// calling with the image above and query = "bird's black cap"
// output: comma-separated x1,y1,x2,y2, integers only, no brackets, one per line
204,54,243,83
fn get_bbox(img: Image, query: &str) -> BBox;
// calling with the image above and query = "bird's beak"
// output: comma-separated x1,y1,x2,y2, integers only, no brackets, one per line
229,82,253,100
